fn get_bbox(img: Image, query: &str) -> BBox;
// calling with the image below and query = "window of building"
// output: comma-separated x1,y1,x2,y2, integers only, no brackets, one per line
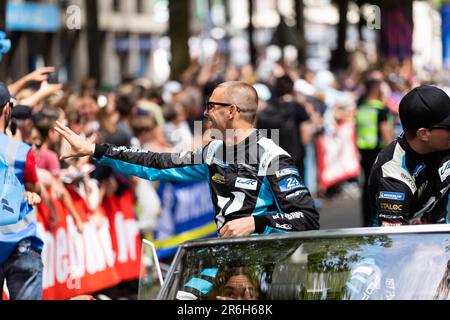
113,0,121,12
137,0,144,13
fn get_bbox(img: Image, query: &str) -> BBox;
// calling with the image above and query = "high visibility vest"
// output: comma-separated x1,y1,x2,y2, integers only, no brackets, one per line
0,133,43,265
356,100,389,150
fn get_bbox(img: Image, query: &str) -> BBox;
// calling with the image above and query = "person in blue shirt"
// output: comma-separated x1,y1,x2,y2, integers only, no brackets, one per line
0,83,43,300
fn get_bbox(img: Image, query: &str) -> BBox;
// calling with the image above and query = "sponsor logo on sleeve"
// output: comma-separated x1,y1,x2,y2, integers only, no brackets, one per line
379,192,405,201
112,146,148,153
439,160,450,183
212,174,226,184
381,221,403,227
413,163,426,177
275,168,300,178
278,177,302,192
379,214,404,220
275,223,293,230
273,211,305,220
285,190,307,200
235,178,258,191
213,159,230,169
400,173,416,191
380,202,403,213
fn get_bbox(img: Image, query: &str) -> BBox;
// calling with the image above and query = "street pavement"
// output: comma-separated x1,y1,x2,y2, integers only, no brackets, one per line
318,193,363,230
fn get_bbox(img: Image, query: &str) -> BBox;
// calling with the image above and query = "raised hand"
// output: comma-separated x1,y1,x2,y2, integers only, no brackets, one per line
8,66,57,96
25,66,56,83
25,191,41,206
54,121,96,160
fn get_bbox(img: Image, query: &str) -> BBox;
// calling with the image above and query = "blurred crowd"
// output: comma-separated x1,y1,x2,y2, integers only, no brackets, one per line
5,50,449,239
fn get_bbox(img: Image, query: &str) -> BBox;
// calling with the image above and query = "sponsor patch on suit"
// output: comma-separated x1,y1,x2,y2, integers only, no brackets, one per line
278,177,302,192
212,174,226,184
379,192,405,201
235,178,258,191
275,168,300,178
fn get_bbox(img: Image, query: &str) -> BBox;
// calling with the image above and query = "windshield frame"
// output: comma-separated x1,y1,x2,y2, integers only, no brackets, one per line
157,224,450,299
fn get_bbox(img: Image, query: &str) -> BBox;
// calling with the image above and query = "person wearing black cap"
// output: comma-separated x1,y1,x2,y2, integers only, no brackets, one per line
0,83,44,300
368,85,450,227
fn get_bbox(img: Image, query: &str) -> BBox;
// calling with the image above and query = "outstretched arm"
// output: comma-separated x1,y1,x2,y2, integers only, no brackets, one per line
8,66,56,96
55,121,209,182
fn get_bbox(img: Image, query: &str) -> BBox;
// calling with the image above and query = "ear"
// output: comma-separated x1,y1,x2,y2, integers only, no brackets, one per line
2,104,8,117
229,104,238,119
416,128,430,142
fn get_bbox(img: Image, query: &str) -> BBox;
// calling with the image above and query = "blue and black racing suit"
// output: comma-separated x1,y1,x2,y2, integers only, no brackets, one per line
369,134,450,226
93,130,319,234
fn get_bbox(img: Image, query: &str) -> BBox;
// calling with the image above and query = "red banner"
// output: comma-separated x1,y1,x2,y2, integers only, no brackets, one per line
102,191,142,282
316,121,361,190
34,188,142,300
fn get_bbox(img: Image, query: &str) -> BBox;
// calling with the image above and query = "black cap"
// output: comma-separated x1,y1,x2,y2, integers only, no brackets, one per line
11,105,32,119
0,82,11,108
399,85,450,131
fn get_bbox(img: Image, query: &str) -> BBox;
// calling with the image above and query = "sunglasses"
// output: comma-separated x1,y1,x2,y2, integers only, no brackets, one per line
205,101,255,113
430,125,450,131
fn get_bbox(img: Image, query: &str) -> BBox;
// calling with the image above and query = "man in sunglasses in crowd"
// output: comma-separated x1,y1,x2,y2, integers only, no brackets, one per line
55,81,319,237
369,85,450,226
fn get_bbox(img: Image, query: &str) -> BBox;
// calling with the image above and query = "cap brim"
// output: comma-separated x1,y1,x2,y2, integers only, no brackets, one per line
437,114,450,127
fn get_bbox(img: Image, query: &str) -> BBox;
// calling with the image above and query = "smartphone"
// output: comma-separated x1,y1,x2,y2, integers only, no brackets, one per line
47,71,59,84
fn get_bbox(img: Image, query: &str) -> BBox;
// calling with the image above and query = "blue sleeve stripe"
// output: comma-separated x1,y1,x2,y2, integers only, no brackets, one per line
266,177,285,214
252,177,274,216
99,156,208,181
263,226,289,234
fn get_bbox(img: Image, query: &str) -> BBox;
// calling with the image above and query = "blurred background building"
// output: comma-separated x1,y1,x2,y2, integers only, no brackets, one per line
0,0,447,87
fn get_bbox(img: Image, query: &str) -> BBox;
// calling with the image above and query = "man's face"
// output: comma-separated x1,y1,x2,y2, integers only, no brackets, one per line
204,88,231,132
428,126,450,151
222,275,258,300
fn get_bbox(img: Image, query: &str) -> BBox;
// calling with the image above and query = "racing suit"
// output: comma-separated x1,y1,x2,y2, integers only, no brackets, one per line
368,134,450,226
93,130,320,234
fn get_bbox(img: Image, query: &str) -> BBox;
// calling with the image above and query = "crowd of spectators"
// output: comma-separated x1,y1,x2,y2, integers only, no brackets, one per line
5,52,447,245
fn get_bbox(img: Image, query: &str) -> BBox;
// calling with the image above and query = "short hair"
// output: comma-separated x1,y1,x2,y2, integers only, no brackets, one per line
130,115,157,137
66,111,83,126
364,79,382,96
33,113,58,140
116,94,135,117
274,75,294,98
162,102,183,122
216,81,258,123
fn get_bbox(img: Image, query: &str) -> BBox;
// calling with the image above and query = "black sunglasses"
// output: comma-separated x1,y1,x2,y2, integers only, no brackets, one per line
206,101,234,111
205,101,255,113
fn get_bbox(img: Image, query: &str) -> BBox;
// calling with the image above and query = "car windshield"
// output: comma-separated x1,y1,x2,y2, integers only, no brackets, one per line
161,232,450,300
